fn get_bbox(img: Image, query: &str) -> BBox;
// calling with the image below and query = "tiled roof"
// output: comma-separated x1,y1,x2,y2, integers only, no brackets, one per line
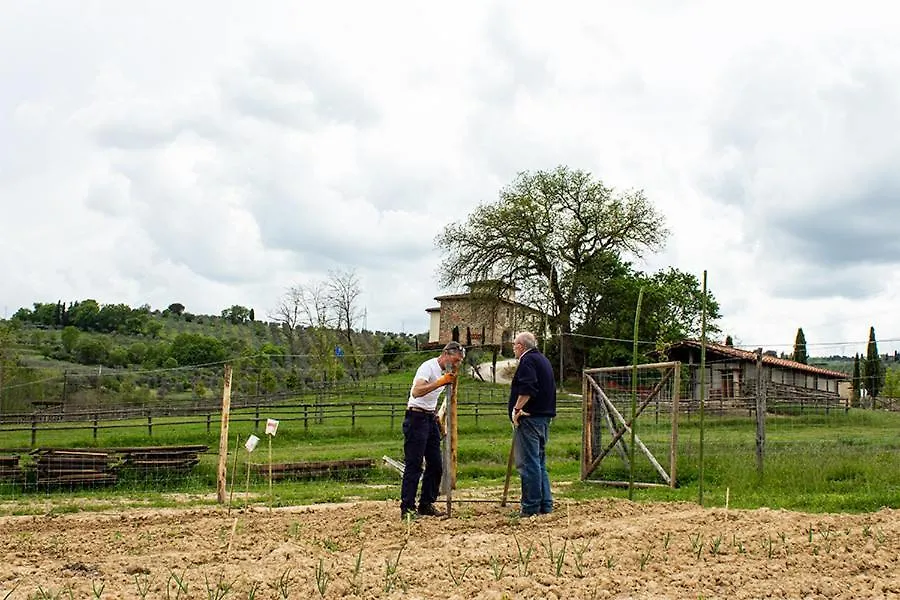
671,340,849,379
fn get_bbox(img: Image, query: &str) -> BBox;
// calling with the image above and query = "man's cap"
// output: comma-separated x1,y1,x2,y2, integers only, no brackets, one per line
443,341,465,354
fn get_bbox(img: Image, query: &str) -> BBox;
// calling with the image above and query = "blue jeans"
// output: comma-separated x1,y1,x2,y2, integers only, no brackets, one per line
400,411,442,513
514,416,553,515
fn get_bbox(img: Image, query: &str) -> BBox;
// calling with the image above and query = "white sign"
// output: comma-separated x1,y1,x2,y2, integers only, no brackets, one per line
244,434,260,452
265,418,280,436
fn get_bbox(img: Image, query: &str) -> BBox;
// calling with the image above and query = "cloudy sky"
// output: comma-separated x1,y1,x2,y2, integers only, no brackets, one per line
2,1,899,357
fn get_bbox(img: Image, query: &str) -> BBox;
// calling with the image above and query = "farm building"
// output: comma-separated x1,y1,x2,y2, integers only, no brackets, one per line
664,340,850,405
425,280,546,350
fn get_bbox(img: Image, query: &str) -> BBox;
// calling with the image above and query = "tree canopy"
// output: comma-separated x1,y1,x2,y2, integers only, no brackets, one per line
436,165,718,369
793,327,808,364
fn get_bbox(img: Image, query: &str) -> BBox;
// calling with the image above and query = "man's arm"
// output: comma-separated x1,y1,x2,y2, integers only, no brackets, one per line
411,373,455,399
512,394,531,426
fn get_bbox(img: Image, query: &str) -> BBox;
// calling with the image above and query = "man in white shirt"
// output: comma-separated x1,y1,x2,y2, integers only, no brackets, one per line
400,341,464,520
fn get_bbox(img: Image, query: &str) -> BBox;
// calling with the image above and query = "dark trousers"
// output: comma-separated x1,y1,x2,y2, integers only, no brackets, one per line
400,410,443,513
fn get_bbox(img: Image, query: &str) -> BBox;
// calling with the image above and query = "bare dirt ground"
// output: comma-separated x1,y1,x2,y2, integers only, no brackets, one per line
2,497,899,599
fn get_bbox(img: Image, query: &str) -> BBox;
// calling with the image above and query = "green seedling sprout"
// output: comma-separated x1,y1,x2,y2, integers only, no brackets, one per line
91,580,104,599
275,567,294,599
709,535,723,556
133,573,153,600
513,533,534,576
572,539,591,578
203,572,236,600
489,555,506,580
383,539,407,594
448,562,471,587
167,569,189,600
638,549,652,571
314,558,330,598
351,547,364,594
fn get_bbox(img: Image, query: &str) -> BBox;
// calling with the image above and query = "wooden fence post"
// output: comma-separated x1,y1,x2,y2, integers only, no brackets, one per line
217,364,233,504
93,412,98,440
755,349,766,477
147,412,153,436
30,412,37,448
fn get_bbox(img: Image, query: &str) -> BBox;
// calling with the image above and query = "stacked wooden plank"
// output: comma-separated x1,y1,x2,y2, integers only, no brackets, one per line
0,455,22,483
251,458,375,481
116,445,208,475
32,449,116,486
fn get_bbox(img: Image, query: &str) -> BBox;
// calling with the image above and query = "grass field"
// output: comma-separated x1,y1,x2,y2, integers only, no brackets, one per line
1,369,899,516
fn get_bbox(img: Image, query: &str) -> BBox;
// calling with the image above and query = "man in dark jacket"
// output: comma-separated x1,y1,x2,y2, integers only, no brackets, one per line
508,331,556,516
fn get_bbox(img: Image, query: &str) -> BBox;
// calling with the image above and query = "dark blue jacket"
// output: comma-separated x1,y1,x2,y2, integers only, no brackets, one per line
508,348,557,420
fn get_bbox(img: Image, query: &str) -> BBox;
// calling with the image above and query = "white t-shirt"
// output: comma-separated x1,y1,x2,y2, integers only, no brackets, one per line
407,357,449,411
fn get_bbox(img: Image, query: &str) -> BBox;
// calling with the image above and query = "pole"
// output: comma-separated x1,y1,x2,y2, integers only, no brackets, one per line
228,433,240,514
500,433,516,507
698,270,708,506
216,364,233,504
755,348,766,478
450,365,460,490
628,288,643,501
558,326,564,391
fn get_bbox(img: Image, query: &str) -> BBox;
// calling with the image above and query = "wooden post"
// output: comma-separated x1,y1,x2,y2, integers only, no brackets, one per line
450,367,460,489
30,412,37,447
217,364,233,504
670,362,680,488
754,349,766,477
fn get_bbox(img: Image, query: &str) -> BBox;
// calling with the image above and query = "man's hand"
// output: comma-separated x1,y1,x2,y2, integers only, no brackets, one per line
512,408,530,427
435,372,456,387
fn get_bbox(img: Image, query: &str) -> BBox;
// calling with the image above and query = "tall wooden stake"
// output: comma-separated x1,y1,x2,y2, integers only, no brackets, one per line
450,366,459,490
699,270,708,507
628,288,643,501
216,364,233,504
755,348,767,477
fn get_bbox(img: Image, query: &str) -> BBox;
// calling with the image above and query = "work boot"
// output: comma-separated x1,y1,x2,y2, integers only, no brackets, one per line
417,503,445,517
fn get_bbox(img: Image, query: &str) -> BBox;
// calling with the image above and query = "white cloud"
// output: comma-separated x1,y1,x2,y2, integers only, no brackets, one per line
2,0,899,354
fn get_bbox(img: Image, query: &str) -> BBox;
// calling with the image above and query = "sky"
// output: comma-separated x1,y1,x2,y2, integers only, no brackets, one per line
2,1,899,358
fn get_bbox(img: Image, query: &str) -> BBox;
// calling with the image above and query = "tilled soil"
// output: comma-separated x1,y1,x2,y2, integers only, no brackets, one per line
1,498,899,599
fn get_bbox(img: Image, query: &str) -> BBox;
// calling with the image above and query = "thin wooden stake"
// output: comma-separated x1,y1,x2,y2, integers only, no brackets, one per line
228,433,240,515
500,432,515,507
216,364,233,504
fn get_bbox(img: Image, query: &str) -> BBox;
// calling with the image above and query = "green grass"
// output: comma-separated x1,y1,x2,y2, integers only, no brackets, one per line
2,370,899,515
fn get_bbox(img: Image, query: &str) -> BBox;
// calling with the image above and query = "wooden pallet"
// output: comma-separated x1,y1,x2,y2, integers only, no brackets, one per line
117,445,208,475
250,458,375,481
0,455,22,483
31,449,116,486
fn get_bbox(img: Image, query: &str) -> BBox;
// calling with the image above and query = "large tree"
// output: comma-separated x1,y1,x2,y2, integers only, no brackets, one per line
863,326,884,401
437,166,668,371
793,327,808,364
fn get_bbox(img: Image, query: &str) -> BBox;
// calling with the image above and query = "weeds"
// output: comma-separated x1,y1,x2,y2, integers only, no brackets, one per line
662,532,672,551
875,528,886,545
2,582,20,600
322,538,340,552
314,558,330,598
604,555,617,569
709,535,723,556
762,536,774,559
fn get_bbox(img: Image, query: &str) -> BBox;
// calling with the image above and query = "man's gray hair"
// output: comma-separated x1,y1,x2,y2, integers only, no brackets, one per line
443,341,465,355
515,332,537,350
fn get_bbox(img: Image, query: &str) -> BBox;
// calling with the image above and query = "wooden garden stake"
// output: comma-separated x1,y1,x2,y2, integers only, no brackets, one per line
228,433,240,515
265,418,279,511
244,434,260,508
216,364,233,504
500,432,515,507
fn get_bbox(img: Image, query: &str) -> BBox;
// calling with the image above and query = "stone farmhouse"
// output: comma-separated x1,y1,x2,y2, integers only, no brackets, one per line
425,280,546,351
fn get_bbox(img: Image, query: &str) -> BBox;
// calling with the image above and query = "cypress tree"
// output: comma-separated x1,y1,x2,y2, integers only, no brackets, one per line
851,353,861,405
863,326,884,400
793,327,808,364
